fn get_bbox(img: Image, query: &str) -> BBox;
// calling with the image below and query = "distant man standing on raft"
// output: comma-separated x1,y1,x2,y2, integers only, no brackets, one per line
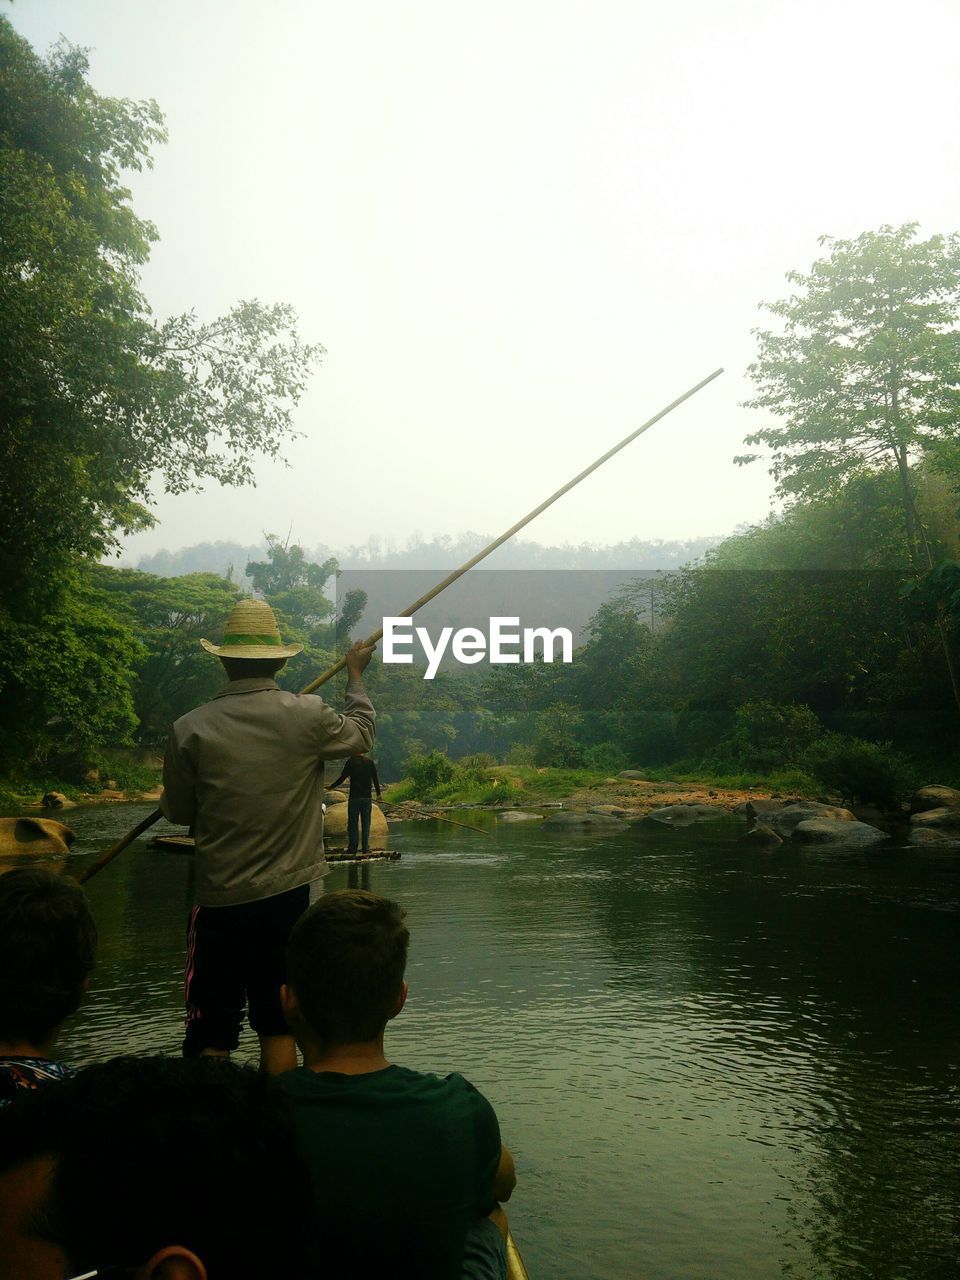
329,750,383,854
160,598,376,1073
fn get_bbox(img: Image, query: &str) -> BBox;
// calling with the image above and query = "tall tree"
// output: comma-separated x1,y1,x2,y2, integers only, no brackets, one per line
739,223,960,709
0,20,321,606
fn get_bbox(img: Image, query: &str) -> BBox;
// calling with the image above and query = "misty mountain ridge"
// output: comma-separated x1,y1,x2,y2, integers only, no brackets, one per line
130,531,726,583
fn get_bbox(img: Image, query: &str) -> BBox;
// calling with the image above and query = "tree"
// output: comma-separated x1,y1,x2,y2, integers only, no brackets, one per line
89,566,242,745
739,223,960,710
244,536,368,694
246,535,338,630
740,224,960,541
0,567,143,775
0,20,321,606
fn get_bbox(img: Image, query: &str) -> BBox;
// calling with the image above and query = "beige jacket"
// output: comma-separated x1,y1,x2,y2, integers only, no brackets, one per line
160,677,375,907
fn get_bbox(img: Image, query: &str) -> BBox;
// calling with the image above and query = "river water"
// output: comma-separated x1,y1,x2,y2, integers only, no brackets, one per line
45,804,960,1279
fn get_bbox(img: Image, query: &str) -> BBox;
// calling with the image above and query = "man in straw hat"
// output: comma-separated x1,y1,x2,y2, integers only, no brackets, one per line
160,597,376,1073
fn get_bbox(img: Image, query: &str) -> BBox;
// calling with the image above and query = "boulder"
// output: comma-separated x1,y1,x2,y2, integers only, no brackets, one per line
498,811,543,823
909,806,960,831
322,803,389,848
909,785,960,815
769,803,856,836
41,791,77,811
541,811,627,830
137,787,164,803
733,798,788,817
739,822,783,847
791,818,889,847
0,817,76,857
98,789,125,801
646,803,725,826
618,770,647,780
323,789,348,806
589,805,630,817
909,827,960,848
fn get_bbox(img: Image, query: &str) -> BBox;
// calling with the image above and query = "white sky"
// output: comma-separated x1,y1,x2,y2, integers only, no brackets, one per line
12,0,960,559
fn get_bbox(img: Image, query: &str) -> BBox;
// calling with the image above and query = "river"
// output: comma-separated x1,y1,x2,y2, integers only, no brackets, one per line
46,804,960,1279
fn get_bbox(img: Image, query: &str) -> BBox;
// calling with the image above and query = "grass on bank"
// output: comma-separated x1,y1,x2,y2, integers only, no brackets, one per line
384,752,828,807
384,756,613,806
385,742,960,809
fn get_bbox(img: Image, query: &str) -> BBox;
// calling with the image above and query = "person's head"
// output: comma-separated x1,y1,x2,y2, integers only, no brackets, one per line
218,656,286,682
0,868,97,1053
200,598,302,677
0,1056,313,1280
283,890,409,1047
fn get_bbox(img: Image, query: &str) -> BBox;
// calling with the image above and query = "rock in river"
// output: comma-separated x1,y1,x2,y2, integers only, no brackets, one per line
791,818,889,847
41,791,77,810
542,811,627,830
322,803,389,848
646,803,725,826
739,822,783,847
909,826,960,848
498,811,543,823
0,817,76,857
768,802,856,836
909,786,960,815
909,806,960,832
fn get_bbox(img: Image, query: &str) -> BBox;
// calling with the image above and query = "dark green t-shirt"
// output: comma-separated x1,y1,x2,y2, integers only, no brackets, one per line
278,1064,502,1279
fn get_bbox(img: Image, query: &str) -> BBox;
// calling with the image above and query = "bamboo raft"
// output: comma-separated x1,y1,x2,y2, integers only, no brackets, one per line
149,834,400,864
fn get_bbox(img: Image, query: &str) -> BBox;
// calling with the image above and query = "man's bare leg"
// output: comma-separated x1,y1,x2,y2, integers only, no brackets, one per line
260,1033,298,1074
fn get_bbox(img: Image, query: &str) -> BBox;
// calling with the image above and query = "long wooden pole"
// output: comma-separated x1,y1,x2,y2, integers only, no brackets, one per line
76,368,722,885
301,367,723,694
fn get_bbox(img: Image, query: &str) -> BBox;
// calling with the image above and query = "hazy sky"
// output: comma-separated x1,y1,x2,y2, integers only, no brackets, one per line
13,0,960,560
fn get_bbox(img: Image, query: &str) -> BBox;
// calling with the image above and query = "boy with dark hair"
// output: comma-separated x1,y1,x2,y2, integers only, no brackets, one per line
0,868,98,1103
0,1055,313,1279
279,889,517,1280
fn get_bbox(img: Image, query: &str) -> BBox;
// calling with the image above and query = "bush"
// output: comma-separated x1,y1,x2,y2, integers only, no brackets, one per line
403,751,456,795
582,742,629,773
731,700,821,771
534,702,585,768
802,734,914,807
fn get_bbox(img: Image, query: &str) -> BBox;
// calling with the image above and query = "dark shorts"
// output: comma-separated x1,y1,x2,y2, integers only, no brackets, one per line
183,883,311,1055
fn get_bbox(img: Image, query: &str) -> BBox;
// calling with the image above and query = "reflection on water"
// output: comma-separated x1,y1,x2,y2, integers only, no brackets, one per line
51,805,960,1280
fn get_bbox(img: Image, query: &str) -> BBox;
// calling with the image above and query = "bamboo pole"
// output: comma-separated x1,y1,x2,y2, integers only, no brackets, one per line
75,807,165,885
75,368,722,885
301,367,723,694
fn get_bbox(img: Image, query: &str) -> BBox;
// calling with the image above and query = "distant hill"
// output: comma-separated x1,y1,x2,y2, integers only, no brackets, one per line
134,532,723,577
134,541,270,585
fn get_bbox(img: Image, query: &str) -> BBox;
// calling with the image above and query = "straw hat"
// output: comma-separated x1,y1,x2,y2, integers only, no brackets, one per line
200,598,303,659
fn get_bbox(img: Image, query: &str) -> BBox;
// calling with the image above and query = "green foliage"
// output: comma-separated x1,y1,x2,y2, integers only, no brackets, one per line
246,535,337,628
802,734,915,807
404,750,457,793
534,701,585,767
582,742,629,772
0,18,320,607
0,567,143,774
901,560,960,626
388,760,611,805
740,224,960,540
731,700,822,771
88,565,242,744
